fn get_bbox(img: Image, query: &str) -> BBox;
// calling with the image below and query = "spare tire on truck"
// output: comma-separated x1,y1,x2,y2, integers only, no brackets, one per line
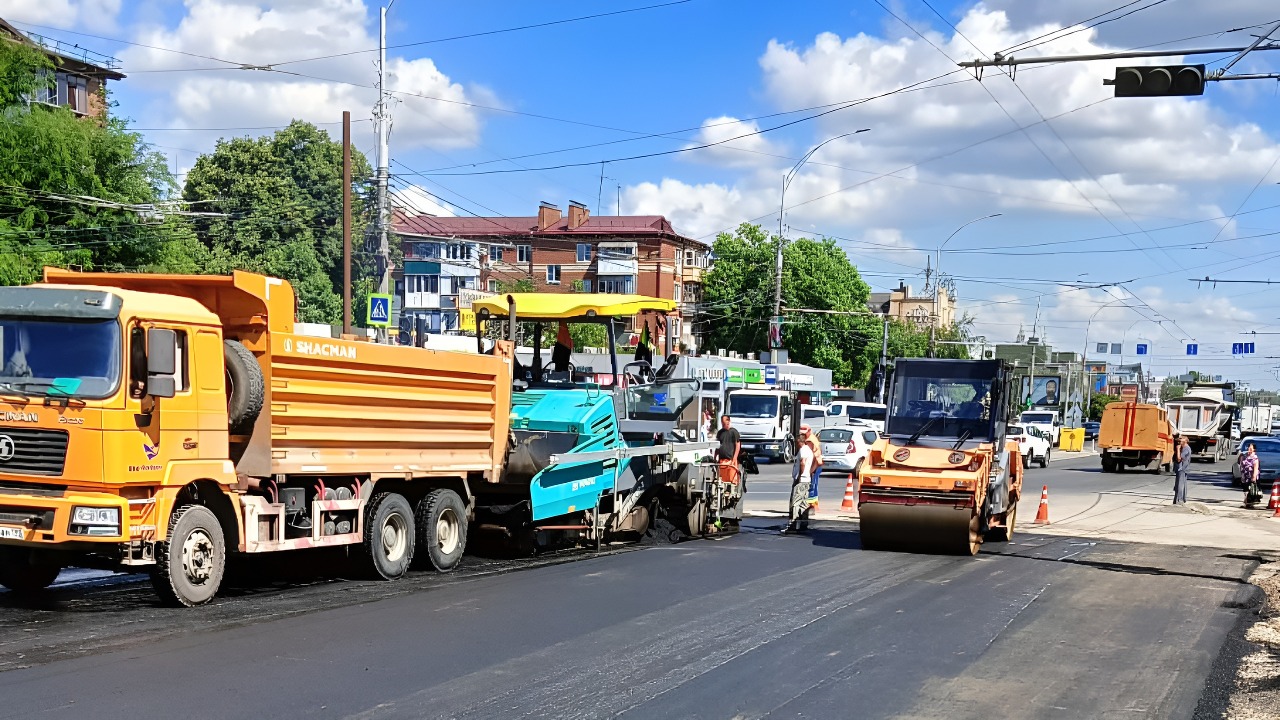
224,339,264,433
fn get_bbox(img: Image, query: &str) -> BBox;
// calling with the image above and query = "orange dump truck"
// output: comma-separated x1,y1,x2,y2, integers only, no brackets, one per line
1098,402,1174,474
0,269,511,605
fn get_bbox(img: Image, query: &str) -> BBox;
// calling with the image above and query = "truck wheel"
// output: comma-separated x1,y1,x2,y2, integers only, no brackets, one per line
224,339,265,434
413,489,467,572
1039,449,1050,469
0,547,62,594
1101,457,1114,473
986,500,1017,542
780,441,794,464
363,492,414,579
152,505,226,607
1022,452,1031,470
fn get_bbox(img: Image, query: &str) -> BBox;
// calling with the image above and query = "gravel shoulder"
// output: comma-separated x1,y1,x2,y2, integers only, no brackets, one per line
1200,552,1280,720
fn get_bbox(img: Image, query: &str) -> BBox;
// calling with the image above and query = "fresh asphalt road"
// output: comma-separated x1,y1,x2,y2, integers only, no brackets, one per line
0,455,1262,720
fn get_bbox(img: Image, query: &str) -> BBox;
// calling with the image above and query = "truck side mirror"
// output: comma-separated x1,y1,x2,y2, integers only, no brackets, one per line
145,328,177,399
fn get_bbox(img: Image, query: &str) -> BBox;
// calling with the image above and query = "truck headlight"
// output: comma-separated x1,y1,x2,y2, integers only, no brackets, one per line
70,507,120,536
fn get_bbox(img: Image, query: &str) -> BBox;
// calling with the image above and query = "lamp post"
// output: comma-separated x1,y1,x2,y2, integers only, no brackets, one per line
773,128,870,362
929,213,1002,356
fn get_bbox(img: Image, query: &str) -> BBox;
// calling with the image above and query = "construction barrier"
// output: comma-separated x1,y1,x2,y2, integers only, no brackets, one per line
1059,428,1085,452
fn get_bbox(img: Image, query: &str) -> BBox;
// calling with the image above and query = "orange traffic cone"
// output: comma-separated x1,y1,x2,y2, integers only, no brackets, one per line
841,473,856,511
1033,485,1050,524
1273,495,1280,518
1270,483,1280,511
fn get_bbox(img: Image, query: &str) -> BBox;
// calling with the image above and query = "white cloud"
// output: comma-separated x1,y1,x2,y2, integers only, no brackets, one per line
116,0,490,151
682,116,783,168
624,179,766,240
392,184,456,218
1,0,121,29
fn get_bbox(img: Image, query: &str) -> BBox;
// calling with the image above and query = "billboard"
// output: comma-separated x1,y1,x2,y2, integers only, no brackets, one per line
1026,375,1063,406
1120,384,1139,401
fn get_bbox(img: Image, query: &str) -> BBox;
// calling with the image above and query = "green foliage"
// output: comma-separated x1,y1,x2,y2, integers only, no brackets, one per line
0,42,189,285
0,40,52,109
701,223,877,386
496,278,535,293
182,121,373,323
1089,393,1119,421
1160,377,1186,403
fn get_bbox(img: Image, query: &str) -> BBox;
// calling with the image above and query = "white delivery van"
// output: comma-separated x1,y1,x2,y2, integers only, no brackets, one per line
1019,410,1061,446
826,401,888,433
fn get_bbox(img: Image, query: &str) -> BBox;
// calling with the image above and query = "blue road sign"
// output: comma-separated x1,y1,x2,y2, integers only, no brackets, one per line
764,364,778,386
1186,344,1198,356
1246,342,1256,354
1136,344,1147,355
367,293,392,327
1233,342,1243,355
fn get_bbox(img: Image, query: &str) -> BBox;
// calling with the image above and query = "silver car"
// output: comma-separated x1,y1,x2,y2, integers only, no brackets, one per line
818,426,881,475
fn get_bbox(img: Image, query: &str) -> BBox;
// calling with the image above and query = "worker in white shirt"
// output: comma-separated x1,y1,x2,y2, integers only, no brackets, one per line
785,424,816,534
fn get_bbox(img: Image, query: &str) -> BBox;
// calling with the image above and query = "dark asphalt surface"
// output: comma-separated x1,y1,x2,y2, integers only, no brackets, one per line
0,457,1262,720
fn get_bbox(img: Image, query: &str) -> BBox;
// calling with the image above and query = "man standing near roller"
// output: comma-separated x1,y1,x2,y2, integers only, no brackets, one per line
785,424,817,534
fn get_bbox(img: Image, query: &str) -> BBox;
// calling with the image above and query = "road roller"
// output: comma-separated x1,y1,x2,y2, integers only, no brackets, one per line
858,358,1023,556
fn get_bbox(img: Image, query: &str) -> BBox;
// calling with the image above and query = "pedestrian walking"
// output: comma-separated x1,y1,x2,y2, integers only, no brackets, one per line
786,424,817,533
1242,443,1262,508
803,425,823,508
1173,436,1192,505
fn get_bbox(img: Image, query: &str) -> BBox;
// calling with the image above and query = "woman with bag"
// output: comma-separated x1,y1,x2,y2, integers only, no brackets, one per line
1242,444,1262,508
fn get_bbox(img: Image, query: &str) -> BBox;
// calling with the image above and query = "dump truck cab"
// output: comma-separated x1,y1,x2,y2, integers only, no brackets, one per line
859,359,1023,556
0,279,239,591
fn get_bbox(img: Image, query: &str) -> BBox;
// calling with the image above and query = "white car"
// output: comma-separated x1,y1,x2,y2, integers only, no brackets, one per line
817,425,881,477
1008,424,1051,468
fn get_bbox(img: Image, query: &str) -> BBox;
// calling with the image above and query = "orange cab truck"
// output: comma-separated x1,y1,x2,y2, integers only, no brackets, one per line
1098,401,1175,474
858,359,1023,556
0,269,511,605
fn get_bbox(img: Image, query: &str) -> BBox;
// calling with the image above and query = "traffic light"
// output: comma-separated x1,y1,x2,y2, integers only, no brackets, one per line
1105,64,1205,97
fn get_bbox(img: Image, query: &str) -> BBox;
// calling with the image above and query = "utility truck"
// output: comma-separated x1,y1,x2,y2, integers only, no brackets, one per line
859,359,1023,556
1098,402,1175,474
725,388,796,461
0,271,740,605
1166,382,1236,462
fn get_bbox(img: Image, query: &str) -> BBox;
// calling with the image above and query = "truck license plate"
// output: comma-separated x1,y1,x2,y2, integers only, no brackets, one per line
0,525,24,540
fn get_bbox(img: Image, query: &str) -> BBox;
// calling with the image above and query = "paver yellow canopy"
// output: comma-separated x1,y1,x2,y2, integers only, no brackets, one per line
472,293,676,320
858,359,1024,556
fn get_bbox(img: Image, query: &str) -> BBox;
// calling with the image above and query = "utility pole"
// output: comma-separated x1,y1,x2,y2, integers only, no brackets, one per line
342,110,353,337
1027,296,1041,407
878,316,889,403
374,2,394,340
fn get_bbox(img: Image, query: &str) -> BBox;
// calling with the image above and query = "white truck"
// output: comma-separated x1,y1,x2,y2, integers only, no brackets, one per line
726,389,796,462
1239,404,1273,439
825,401,888,432
1019,410,1062,446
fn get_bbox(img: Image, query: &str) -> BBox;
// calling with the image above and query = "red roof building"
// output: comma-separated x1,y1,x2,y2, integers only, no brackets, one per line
393,200,710,352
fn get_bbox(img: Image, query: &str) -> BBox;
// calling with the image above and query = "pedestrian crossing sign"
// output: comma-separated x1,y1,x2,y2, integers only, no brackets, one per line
366,294,393,328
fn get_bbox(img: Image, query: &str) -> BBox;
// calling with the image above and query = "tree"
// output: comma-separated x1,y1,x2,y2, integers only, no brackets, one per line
701,223,878,386
1089,393,1119,421
1160,377,1186,403
0,40,195,285
183,122,373,323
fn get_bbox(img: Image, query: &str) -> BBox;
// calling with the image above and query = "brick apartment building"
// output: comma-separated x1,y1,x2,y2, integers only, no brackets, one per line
393,201,710,351
1,17,125,119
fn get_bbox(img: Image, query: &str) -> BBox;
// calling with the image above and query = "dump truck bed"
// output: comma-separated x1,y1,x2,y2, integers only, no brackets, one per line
1099,402,1172,453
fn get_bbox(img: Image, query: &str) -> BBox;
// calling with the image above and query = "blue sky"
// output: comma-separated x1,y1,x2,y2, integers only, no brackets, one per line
5,0,1280,387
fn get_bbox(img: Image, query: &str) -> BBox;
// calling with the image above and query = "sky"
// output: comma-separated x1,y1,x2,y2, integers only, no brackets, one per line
4,0,1280,388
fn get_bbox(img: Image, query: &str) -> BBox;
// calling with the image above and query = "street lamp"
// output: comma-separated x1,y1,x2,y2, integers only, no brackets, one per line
930,213,1002,356
772,128,870,361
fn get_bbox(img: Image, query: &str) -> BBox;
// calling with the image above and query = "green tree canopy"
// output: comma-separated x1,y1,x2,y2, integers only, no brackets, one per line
182,121,373,323
0,40,195,285
1089,393,1119,421
1160,377,1186,402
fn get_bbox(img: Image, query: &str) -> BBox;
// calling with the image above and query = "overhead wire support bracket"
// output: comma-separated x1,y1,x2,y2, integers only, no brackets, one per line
958,43,1280,69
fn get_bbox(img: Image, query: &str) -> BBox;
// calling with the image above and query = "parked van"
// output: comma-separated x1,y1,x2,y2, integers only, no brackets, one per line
826,401,887,432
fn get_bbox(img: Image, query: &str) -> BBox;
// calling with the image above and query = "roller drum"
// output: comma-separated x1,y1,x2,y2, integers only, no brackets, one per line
858,502,982,556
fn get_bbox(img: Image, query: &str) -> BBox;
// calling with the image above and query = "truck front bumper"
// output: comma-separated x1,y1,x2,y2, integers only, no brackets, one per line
0,487,132,546
741,441,786,457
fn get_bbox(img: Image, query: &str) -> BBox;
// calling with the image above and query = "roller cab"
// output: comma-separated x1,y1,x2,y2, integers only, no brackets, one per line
859,359,1022,556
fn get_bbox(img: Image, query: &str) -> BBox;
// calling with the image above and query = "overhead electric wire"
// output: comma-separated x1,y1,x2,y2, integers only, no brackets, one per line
1001,0,1174,56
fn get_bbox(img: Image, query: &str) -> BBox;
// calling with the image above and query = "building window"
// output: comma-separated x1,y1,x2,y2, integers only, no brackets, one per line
445,243,473,261
576,244,591,262
546,265,561,285
63,74,87,114
582,279,592,292
488,279,499,293
490,245,503,261
600,244,635,260
682,282,702,304
408,275,440,294
598,275,634,294
517,244,531,263
674,283,682,303
683,249,707,267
